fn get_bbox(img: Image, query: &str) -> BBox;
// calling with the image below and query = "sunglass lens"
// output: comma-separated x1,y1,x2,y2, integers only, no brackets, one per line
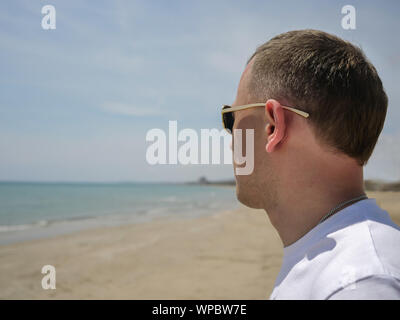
223,112,234,133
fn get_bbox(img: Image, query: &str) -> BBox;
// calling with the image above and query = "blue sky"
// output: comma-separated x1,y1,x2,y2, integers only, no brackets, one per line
0,0,399,182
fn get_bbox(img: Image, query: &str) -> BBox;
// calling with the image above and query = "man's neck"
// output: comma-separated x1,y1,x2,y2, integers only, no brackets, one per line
264,177,365,248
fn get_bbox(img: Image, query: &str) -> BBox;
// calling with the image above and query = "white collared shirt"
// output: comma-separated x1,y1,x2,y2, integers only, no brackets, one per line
270,198,400,300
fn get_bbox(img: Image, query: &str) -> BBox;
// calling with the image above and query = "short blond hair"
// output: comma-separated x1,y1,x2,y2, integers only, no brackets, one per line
248,29,388,166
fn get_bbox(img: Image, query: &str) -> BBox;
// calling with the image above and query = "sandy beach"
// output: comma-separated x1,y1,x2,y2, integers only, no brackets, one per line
0,191,399,299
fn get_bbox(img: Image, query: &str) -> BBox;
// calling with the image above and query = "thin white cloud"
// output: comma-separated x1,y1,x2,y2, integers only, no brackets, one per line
101,102,163,116
206,51,244,74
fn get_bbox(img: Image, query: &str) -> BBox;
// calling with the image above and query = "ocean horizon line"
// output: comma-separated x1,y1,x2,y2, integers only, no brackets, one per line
0,178,238,186
0,180,190,185
1,178,399,184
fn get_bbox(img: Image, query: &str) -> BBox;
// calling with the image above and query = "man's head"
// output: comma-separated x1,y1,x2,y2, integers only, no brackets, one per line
231,29,388,210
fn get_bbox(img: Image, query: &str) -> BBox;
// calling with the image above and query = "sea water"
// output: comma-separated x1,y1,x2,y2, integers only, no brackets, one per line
0,182,238,244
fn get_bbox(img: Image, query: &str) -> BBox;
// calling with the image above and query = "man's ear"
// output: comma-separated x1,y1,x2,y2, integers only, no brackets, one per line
265,99,286,153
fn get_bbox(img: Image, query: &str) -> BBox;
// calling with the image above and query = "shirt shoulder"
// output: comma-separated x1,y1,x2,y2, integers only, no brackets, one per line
271,199,400,300
327,275,400,300
364,210,400,277
311,207,400,299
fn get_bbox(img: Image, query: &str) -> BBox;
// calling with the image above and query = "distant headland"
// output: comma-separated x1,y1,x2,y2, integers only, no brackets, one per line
188,176,400,191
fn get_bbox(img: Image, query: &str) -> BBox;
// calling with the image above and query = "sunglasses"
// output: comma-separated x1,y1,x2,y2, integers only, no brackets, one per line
221,103,310,134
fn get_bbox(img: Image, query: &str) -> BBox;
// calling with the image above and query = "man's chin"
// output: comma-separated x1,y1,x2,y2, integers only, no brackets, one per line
235,185,262,209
